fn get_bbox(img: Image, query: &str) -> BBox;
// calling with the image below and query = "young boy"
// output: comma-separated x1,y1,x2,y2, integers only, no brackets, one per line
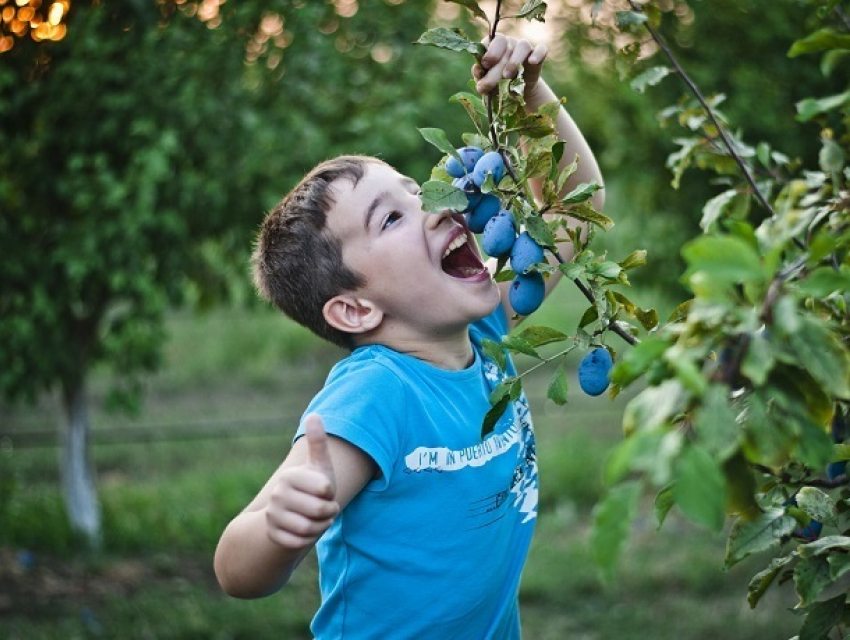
214,35,603,639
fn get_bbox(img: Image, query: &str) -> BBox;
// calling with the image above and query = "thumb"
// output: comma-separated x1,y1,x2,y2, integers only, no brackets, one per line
304,414,336,492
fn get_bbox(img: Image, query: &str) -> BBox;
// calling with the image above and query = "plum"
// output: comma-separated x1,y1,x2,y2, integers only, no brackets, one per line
465,193,501,233
446,146,484,178
578,348,613,396
471,151,505,187
509,232,545,274
509,272,545,316
481,209,516,257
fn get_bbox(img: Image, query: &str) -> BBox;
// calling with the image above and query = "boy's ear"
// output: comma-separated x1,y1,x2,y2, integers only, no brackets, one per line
323,294,383,335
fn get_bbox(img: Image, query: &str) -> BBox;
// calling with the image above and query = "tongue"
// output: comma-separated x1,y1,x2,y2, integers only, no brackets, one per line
442,241,485,278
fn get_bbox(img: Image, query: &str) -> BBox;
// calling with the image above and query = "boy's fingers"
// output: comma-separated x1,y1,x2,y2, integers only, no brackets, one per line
480,34,507,70
304,414,336,493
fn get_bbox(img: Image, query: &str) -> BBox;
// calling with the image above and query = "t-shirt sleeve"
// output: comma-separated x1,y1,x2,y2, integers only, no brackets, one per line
295,359,406,491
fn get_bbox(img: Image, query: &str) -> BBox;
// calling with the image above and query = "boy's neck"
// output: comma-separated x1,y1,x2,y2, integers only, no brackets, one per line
355,326,475,370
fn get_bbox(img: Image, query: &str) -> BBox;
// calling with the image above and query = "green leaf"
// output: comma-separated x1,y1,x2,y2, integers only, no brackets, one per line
517,0,547,21
562,181,602,205
414,27,486,57
682,235,766,293
615,10,648,29
798,593,845,640
700,189,738,232
418,127,457,157
618,250,647,271
673,445,727,531
450,92,490,136
567,202,614,231
787,316,850,399
747,553,797,609
419,180,469,213
445,0,490,24
654,485,675,529
590,481,641,582
610,335,670,387
481,338,507,370
828,554,850,581
694,384,740,461
740,330,775,386
788,28,850,57
481,394,510,437
489,377,521,406
796,90,850,122
546,364,569,406
634,307,659,331
796,487,839,528
796,266,850,298
794,555,832,607
724,508,798,569
577,305,598,329
630,66,672,93
622,379,687,435
524,214,556,248
501,335,541,359
514,325,569,348
603,428,680,488
798,536,850,559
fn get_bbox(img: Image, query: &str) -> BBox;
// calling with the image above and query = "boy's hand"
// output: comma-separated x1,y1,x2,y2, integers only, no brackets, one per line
472,35,548,97
265,414,340,551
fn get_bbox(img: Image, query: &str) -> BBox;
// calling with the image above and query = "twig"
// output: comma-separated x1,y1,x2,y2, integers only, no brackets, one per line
552,250,639,346
627,2,776,218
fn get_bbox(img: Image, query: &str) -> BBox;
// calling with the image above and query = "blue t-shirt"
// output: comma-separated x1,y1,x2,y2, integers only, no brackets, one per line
296,307,538,639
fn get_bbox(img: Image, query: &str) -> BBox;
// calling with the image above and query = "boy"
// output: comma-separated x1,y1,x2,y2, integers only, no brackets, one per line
214,35,604,639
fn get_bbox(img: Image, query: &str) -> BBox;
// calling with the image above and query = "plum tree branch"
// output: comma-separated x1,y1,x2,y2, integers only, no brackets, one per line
627,2,808,253
625,1,778,220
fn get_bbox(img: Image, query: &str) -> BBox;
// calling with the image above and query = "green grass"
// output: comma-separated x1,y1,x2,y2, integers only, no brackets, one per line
1,304,802,639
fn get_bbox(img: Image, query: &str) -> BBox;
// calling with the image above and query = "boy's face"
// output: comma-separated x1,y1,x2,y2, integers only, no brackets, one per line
326,162,500,339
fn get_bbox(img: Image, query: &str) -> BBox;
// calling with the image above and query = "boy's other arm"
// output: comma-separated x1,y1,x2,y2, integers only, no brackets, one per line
214,414,377,599
474,36,605,325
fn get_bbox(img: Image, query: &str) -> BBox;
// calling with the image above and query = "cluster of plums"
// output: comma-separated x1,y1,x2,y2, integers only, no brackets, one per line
447,147,615,398
446,146,546,316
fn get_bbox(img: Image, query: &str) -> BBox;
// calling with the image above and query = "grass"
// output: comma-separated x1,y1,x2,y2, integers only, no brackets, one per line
0,302,802,639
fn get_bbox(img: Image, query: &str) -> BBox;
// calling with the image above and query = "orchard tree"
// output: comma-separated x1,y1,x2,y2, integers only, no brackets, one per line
0,1,277,548
0,0,482,550
416,1,848,637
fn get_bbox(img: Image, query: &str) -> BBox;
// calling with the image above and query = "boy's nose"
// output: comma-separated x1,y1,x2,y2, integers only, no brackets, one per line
425,208,453,230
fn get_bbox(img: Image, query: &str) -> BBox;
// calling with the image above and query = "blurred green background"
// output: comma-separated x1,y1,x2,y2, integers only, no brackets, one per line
1,0,843,637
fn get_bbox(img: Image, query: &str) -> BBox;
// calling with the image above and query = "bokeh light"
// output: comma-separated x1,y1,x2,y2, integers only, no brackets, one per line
0,0,70,52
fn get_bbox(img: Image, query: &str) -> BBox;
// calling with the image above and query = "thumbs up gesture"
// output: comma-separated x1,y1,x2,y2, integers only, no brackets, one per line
265,414,341,551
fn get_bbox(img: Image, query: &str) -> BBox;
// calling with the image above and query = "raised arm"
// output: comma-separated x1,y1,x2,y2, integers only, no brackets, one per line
473,35,604,324
214,414,376,598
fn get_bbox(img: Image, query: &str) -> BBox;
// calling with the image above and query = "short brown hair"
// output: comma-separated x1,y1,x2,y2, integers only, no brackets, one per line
252,155,386,349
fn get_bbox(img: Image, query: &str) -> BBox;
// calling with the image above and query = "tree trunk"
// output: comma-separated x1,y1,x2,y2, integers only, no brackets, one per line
60,376,102,549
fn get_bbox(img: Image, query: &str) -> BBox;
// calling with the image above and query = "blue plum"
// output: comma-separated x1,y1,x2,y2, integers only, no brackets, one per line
578,348,613,396
827,461,846,480
466,193,501,233
509,272,545,316
471,151,506,187
509,231,545,274
446,146,484,178
452,175,483,211
481,210,516,257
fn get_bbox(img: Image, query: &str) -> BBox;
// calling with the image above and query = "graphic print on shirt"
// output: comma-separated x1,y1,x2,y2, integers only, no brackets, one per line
403,359,538,529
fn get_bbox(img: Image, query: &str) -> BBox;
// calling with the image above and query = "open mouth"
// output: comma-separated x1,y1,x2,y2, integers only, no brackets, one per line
441,231,487,279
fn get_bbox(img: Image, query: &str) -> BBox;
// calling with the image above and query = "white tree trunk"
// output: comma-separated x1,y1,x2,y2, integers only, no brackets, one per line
60,378,102,549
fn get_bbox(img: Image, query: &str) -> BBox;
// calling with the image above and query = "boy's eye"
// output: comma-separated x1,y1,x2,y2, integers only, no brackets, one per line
382,211,402,230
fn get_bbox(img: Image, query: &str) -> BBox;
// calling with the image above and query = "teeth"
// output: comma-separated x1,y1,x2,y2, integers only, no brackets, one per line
442,234,466,259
